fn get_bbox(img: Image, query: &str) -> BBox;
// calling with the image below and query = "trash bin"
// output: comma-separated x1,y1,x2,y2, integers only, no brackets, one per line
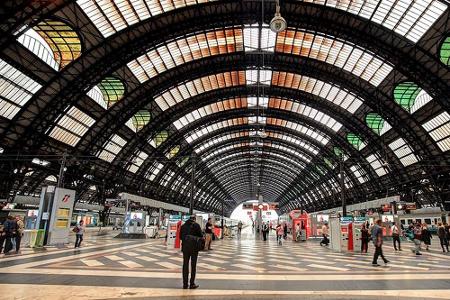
30,229,45,248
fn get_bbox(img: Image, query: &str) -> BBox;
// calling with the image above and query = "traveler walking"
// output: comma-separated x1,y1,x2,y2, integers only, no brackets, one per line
276,224,284,245
412,222,422,255
73,220,84,248
421,224,432,251
3,216,17,255
437,222,449,252
262,222,269,241
180,215,203,289
237,221,243,238
371,219,389,266
320,223,329,246
204,218,213,251
15,216,24,253
0,222,5,254
391,222,402,251
283,223,288,240
360,224,369,253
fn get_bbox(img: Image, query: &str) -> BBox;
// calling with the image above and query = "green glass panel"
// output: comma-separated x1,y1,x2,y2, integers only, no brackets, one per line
153,131,168,147
177,156,189,167
315,165,325,176
334,147,344,158
393,82,421,112
167,145,180,159
440,37,450,66
324,158,333,169
366,113,385,135
98,77,125,108
347,133,363,150
132,110,151,131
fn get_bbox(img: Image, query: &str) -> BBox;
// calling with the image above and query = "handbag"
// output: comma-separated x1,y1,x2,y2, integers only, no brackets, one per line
72,227,79,233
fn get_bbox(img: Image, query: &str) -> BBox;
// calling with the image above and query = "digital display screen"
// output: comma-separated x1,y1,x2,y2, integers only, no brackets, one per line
382,215,394,223
130,212,143,220
27,210,39,217
316,214,329,222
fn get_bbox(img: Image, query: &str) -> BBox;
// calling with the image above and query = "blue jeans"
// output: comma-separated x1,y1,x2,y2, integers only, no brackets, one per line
75,234,83,248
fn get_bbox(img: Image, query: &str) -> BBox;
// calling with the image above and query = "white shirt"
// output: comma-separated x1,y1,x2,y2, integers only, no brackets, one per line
391,225,399,235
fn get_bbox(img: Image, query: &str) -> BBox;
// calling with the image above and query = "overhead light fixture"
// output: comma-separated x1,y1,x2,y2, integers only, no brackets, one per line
270,0,287,33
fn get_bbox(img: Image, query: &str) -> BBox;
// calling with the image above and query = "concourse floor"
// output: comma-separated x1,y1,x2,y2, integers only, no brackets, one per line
1,229,450,300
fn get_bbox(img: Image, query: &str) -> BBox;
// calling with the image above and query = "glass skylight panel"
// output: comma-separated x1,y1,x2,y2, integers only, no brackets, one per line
185,117,247,143
249,116,266,124
246,69,272,85
97,134,127,162
77,0,214,37
155,71,245,111
267,118,330,145
48,106,95,147
271,72,363,114
160,170,175,187
195,132,248,153
272,144,311,162
0,147,3,154
276,29,393,86
0,59,42,120
128,28,243,83
299,0,447,43
388,138,419,167
128,150,149,173
146,162,164,181
422,111,450,152
17,28,59,70
86,86,108,109
350,165,368,184
366,154,388,177
173,97,247,129
268,132,319,155
269,98,342,132
247,96,268,108
32,158,50,166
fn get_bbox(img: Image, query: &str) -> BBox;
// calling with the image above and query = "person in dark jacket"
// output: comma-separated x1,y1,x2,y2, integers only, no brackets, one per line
3,216,17,254
360,224,369,253
437,222,449,252
180,216,203,289
421,224,432,251
283,223,288,240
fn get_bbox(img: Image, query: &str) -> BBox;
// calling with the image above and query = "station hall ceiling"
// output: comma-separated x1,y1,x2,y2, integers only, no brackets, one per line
0,0,450,215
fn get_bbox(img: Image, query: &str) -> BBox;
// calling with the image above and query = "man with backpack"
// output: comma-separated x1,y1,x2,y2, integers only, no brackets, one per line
180,215,203,289
3,216,17,254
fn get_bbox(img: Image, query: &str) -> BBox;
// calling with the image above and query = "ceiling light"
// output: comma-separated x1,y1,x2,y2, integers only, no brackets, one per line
270,0,287,33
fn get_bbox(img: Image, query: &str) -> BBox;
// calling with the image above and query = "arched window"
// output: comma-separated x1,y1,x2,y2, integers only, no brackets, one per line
439,36,450,66
366,113,392,135
393,82,432,114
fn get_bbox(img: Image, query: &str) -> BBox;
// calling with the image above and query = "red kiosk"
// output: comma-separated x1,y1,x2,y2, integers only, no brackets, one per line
289,210,311,241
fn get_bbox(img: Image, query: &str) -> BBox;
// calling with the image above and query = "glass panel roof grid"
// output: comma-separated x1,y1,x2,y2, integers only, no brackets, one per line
97,134,127,163
298,0,447,43
393,82,433,114
347,133,366,150
195,132,249,153
128,150,149,173
271,72,363,114
131,110,151,132
422,111,450,152
185,117,248,143
267,132,319,155
86,86,108,109
17,28,59,70
77,0,214,37
248,116,266,124
166,145,181,159
267,118,330,145
366,112,392,135
202,143,247,161
440,36,450,66
276,29,393,86
366,153,388,177
248,96,269,108
31,19,82,69
149,130,169,147
155,71,246,111
160,170,175,187
350,164,367,183
0,59,42,120
388,137,419,167
48,106,96,147
246,69,272,85
173,97,247,130
97,77,125,108
268,98,343,132
146,162,164,181
243,23,276,52
271,144,311,162
128,27,243,83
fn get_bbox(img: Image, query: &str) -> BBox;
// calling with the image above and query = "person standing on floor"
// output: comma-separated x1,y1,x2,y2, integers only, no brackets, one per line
320,223,329,246
237,221,243,238
391,222,402,251
412,222,422,255
276,223,284,245
15,216,24,254
204,218,213,251
421,223,432,251
437,222,449,253
283,223,288,240
74,220,84,248
0,222,6,254
3,216,17,255
371,219,389,266
180,215,203,289
360,224,369,253
262,222,268,241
